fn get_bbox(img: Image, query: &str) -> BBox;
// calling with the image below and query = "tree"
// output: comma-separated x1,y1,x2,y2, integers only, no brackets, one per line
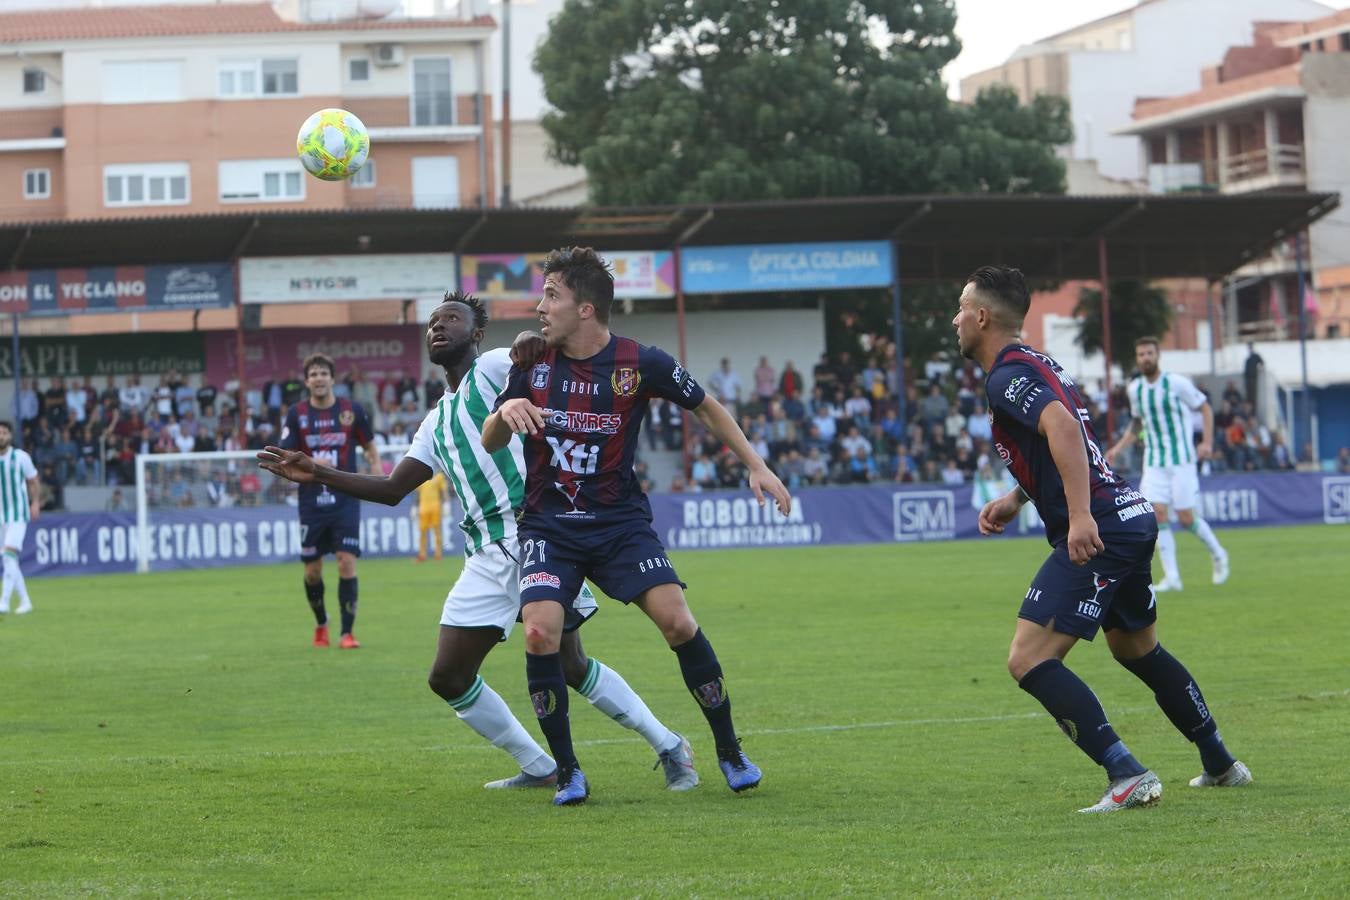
1074,282,1174,373
534,0,1072,205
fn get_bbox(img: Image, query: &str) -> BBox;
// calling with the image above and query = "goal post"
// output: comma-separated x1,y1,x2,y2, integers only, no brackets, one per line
133,444,447,573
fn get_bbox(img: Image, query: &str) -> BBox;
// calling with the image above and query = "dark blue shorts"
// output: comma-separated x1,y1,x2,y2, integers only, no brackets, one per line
1019,533,1158,640
299,510,362,562
517,524,685,608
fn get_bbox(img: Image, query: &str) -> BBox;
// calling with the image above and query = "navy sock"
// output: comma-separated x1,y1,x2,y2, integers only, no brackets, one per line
1019,659,1145,778
672,629,738,748
338,577,358,635
304,579,326,626
526,652,576,770
1118,643,1235,776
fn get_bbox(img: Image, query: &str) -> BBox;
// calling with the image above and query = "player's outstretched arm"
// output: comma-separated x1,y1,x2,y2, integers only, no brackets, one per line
1038,402,1105,565
509,331,545,369
692,395,792,515
257,446,432,506
1104,418,1141,466
978,489,1024,535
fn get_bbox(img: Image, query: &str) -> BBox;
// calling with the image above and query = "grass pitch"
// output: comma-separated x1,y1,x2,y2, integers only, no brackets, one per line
1,525,1347,897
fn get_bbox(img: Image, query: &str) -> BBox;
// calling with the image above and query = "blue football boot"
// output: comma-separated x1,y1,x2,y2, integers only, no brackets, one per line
553,764,590,806
716,742,762,793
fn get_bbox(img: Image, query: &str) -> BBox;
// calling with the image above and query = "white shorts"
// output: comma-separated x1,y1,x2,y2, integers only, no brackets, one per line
440,539,598,639
1139,464,1200,511
2,522,27,551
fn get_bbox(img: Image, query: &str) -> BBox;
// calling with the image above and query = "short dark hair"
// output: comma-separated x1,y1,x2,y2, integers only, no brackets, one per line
441,289,488,331
0,420,11,432
1135,335,1160,350
302,353,335,378
542,246,614,324
966,265,1031,326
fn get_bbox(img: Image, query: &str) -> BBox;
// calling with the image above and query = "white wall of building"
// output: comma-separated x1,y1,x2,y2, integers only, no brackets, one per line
1301,54,1350,278
1063,0,1330,181
0,53,64,108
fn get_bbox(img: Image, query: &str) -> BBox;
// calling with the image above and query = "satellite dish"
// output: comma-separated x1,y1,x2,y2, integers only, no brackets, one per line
355,0,400,17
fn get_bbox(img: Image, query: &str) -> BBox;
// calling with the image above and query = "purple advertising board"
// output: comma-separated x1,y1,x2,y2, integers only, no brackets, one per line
203,325,423,386
20,473,1350,577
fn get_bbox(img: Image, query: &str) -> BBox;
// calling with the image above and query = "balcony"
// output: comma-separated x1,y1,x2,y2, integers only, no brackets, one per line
1220,144,1306,193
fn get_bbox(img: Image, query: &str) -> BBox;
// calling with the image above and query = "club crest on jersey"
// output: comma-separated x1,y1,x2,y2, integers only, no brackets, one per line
531,363,551,390
298,416,308,429
611,367,641,397
339,409,355,427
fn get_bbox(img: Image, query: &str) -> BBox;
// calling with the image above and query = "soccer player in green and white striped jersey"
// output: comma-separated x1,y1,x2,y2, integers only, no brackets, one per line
0,420,40,615
258,292,698,791
1106,337,1228,592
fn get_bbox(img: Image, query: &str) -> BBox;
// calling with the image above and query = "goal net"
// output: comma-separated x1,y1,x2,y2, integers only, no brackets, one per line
132,445,453,573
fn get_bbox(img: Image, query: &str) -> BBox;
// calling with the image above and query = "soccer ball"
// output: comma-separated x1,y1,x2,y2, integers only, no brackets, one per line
296,108,370,181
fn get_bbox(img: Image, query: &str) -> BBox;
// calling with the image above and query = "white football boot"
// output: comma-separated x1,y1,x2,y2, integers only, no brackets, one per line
1079,771,1162,813
1189,760,1252,788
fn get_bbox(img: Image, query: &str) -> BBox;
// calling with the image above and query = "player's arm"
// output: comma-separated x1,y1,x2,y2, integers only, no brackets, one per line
691,395,792,515
1039,401,1105,565
257,446,432,506
1105,416,1142,464
26,474,40,521
1195,400,1215,460
363,440,382,474
978,485,1026,536
482,365,544,451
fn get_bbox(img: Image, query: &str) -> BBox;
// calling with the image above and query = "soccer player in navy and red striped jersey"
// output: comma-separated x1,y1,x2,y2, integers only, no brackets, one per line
957,265,1249,813
279,353,379,650
483,247,792,806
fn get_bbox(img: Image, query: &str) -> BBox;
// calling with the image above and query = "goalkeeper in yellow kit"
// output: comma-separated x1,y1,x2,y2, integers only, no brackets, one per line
415,472,449,561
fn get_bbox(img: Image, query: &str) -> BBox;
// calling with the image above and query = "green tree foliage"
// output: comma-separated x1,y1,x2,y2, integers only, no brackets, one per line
1075,282,1174,371
535,0,1073,205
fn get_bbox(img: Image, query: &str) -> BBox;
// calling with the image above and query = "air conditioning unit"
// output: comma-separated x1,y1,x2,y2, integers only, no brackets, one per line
372,43,404,67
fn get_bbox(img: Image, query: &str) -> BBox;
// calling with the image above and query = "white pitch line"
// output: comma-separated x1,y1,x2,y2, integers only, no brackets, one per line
4,689,1344,770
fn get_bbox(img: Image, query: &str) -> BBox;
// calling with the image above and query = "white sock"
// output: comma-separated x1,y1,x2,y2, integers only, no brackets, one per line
577,658,678,753
1,552,24,608
449,676,554,776
1188,518,1226,559
1156,525,1180,583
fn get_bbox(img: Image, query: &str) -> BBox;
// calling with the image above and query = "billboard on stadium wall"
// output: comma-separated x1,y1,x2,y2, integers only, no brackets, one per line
680,241,893,294
21,473,1346,577
240,254,454,303
0,263,234,315
204,326,422,385
0,333,206,378
459,251,675,301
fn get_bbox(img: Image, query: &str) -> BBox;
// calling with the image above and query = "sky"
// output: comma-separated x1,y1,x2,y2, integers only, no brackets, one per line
944,0,1350,97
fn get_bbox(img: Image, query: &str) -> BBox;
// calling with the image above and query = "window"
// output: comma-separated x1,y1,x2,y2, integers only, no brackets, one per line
350,158,375,188
412,58,453,126
1341,33,1350,52
102,61,183,103
219,159,305,202
349,58,370,82
22,68,45,94
104,163,189,207
23,169,51,199
218,59,298,98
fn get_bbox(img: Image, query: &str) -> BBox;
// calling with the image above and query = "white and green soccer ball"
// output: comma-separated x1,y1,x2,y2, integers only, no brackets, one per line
296,108,370,182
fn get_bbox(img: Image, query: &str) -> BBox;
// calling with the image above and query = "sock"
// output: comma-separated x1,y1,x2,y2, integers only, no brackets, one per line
1156,523,1180,583
447,675,554,777
1,552,16,609
304,578,326,626
1118,643,1235,776
1019,658,1146,780
577,658,679,753
338,577,358,635
672,629,738,749
526,652,577,770
1187,518,1226,560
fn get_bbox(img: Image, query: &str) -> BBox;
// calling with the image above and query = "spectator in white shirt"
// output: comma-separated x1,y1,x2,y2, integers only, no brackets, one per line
119,374,148,414
840,425,871,458
65,380,90,424
753,356,776,403
706,358,742,411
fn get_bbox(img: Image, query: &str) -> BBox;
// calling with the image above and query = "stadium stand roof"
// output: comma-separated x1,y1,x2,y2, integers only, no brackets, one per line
0,192,1336,284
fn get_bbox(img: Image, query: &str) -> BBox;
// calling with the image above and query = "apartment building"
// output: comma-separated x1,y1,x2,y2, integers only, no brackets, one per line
0,1,496,223
958,0,1331,192
1119,11,1350,342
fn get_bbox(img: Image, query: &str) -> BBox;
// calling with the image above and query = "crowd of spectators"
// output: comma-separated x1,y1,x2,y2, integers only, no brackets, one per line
14,337,1346,510
13,367,449,510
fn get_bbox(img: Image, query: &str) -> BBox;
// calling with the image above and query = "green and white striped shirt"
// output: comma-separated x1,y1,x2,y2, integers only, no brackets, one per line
405,349,525,555
1128,371,1206,468
0,447,37,524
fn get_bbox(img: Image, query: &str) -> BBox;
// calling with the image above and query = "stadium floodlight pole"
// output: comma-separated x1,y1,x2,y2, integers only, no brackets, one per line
890,244,905,429
1206,280,1217,377
1097,237,1115,439
500,0,511,208
671,208,714,476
